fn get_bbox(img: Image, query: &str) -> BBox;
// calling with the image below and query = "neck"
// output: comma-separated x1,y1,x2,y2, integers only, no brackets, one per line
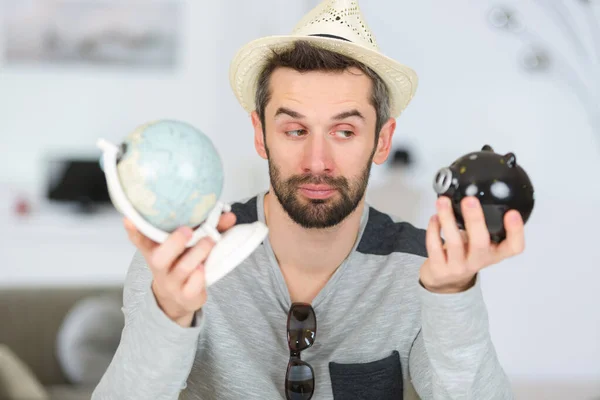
263,190,365,278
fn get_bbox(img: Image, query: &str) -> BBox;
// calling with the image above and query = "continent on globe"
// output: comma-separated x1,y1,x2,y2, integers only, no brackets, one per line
116,150,160,218
189,192,217,226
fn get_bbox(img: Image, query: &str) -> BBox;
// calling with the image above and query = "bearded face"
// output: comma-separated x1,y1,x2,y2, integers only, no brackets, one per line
266,150,373,229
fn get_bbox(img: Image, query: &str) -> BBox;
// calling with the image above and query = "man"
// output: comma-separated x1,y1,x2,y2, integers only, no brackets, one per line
93,1,524,399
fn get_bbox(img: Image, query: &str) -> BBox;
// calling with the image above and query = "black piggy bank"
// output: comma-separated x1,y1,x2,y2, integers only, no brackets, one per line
432,145,534,243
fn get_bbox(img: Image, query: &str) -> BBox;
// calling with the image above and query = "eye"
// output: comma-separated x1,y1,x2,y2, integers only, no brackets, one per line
286,129,307,137
334,130,354,138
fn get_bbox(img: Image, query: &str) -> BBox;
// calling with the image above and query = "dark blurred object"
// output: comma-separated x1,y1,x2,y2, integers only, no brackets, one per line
390,147,413,167
433,145,535,243
46,158,110,213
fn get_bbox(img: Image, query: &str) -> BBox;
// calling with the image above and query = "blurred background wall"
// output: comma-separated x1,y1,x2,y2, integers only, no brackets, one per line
0,0,599,398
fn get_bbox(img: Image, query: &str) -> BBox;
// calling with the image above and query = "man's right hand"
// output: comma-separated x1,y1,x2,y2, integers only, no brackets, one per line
123,213,237,327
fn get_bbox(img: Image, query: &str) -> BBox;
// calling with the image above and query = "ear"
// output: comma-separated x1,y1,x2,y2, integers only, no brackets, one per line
251,111,268,160
372,117,396,165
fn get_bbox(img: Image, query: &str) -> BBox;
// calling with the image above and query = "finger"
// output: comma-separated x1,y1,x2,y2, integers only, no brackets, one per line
149,226,194,275
426,215,446,265
461,197,491,268
459,230,469,244
124,218,157,255
492,210,525,262
436,196,465,264
446,230,468,244
169,237,215,285
216,212,237,233
181,265,207,302
449,230,469,254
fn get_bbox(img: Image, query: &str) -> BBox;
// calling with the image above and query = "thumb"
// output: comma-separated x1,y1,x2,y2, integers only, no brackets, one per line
216,212,237,233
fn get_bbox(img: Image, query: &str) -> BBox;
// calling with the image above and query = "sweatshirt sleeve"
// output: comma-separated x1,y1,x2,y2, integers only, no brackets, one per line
407,275,514,399
92,251,204,400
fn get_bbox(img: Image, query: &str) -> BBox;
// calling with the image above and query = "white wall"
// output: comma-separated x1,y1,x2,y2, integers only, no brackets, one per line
1,0,599,392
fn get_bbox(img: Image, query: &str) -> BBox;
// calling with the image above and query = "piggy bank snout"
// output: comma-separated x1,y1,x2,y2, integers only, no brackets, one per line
433,167,456,195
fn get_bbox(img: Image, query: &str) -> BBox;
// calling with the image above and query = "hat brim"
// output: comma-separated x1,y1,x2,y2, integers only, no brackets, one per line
229,35,418,119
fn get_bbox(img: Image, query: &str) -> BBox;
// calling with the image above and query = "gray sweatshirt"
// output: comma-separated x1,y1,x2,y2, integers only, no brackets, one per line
92,192,514,400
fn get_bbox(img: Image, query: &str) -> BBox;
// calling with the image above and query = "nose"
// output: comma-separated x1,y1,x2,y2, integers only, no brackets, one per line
301,133,333,175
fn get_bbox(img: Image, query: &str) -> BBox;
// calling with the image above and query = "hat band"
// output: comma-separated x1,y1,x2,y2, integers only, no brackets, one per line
308,33,351,42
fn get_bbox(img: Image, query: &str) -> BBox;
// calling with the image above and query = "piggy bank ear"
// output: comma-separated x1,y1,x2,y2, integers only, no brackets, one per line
504,152,516,167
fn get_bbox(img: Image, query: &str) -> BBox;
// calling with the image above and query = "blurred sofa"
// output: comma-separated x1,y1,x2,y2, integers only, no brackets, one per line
0,285,123,400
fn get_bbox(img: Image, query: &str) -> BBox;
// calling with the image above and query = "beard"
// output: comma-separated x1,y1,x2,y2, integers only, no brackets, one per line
267,153,374,229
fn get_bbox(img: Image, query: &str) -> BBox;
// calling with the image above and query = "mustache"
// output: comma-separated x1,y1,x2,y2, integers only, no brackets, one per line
286,174,349,190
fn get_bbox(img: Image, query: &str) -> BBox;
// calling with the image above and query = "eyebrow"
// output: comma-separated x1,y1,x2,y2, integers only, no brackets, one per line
274,107,365,121
332,109,364,121
274,107,304,119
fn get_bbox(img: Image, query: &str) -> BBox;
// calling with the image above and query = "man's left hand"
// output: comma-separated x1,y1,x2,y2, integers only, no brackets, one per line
420,195,525,294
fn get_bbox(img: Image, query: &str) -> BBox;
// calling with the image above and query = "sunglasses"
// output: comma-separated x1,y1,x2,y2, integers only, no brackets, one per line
285,303,317,400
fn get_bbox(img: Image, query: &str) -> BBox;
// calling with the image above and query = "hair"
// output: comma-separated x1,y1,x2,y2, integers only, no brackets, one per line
254,40,391,144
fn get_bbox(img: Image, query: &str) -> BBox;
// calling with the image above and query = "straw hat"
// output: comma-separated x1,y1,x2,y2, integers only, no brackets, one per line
229,0,418,119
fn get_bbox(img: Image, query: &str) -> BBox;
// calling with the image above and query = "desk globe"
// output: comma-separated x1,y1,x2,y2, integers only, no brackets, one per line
97,120,268,286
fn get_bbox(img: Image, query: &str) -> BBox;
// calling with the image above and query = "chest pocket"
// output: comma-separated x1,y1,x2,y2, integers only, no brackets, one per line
328,350,403,400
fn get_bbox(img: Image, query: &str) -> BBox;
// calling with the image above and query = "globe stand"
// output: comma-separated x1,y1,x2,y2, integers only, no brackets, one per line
97,138,268,287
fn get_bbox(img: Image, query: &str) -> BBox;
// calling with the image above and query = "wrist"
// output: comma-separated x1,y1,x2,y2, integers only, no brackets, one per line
157,299,195,328
174,313,195,328
151,281,195,327
420,274,477,294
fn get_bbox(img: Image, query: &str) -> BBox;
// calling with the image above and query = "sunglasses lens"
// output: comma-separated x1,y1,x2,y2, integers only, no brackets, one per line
287,304,316,352
286,359,315,400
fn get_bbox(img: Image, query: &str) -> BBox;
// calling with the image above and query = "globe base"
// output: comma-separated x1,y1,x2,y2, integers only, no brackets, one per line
204,221,269,287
